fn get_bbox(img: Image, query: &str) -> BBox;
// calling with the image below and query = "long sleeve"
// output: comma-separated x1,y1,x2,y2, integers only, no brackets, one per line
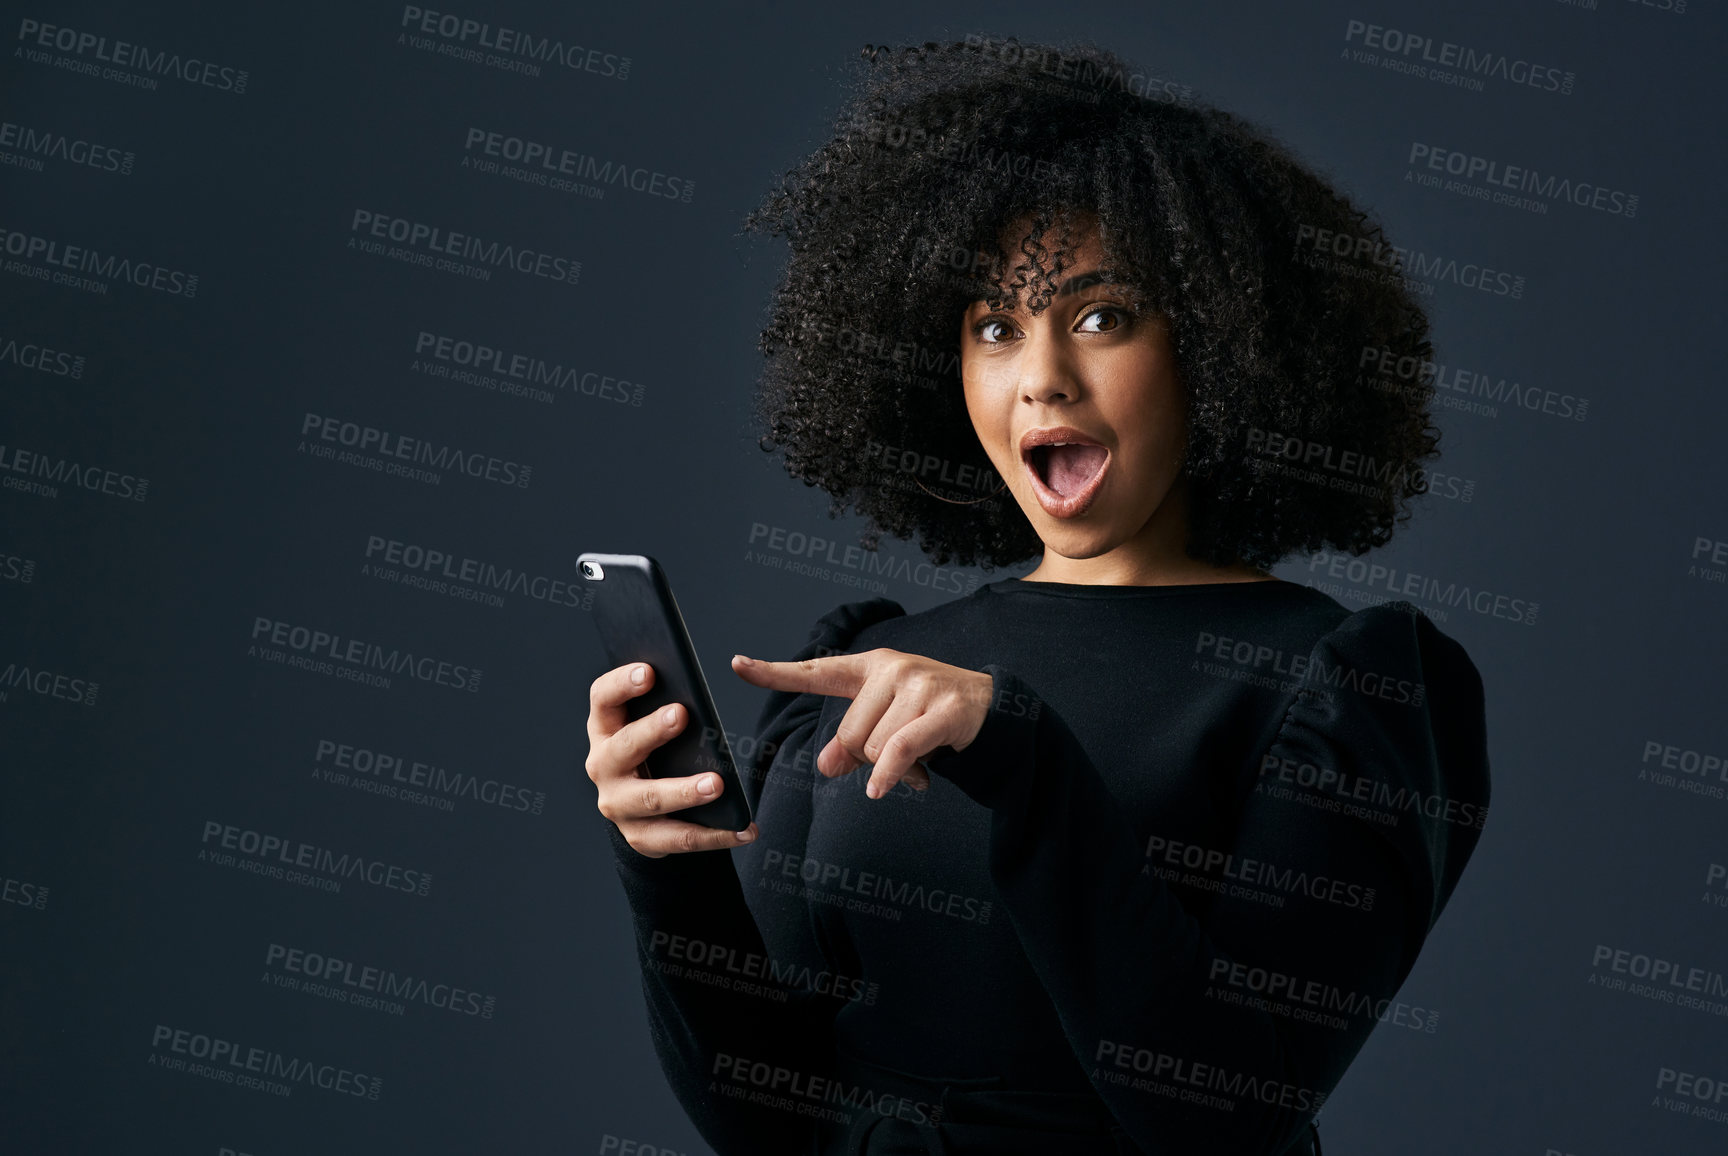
604,597,907,1155
921,600,1491,1155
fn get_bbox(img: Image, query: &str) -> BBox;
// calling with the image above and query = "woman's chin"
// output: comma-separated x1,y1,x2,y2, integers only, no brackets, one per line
1029,518,1125,562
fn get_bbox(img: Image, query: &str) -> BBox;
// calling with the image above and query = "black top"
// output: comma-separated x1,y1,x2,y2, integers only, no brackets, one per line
603,577,1491,1155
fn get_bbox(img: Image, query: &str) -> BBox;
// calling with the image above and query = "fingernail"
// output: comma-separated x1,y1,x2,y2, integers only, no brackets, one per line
696,774,717,796
631,664,646,685
736,827,756,843
733,654,753,666
866,781,881,800
662,705,679,726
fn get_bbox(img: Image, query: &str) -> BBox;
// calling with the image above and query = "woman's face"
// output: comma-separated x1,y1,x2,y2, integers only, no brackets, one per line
959,217,1191,577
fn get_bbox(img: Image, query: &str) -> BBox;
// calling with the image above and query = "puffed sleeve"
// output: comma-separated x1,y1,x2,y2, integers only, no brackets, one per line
603,597,907,1156
921,600,1490,1155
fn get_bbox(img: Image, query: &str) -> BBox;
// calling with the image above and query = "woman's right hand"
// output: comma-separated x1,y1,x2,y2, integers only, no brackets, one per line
586,661,759,858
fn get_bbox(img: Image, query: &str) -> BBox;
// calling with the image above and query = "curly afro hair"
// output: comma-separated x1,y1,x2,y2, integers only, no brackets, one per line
741,35,1441,572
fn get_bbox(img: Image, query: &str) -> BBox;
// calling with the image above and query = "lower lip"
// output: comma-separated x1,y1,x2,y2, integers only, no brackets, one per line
1023,449,1110,519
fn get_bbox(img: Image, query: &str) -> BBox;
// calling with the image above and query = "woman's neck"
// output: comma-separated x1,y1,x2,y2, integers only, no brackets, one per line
1020,486,1275,587
1019,554,1275,586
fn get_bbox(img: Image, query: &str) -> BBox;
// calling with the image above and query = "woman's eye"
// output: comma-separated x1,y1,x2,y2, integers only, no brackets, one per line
975,318,1017,344
1077,306,1126,333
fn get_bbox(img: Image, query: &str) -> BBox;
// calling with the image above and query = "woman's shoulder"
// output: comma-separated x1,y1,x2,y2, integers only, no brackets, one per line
1302,596,1486,709
1272,596,1491,931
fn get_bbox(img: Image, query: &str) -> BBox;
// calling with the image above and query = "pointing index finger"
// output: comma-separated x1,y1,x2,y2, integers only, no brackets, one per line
731,652,869,699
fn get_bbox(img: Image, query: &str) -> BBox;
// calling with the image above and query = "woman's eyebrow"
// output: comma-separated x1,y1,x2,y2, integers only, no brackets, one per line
969,269,1126,312
1053,269,1123,297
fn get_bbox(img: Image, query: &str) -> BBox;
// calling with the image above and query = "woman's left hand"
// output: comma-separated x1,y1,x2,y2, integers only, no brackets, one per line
730,649,995,799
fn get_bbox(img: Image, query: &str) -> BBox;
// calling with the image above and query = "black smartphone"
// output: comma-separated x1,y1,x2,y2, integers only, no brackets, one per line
577,552,751,831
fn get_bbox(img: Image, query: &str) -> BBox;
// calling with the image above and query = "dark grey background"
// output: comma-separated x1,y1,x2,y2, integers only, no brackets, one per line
2,1,1724,1153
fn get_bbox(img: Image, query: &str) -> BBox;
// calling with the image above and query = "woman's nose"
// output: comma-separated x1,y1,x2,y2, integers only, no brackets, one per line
1016,330,1081,404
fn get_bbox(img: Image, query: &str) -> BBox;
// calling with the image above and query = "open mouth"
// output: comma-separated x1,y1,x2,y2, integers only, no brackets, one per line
1020,431,1111,518
1028,443,1109,500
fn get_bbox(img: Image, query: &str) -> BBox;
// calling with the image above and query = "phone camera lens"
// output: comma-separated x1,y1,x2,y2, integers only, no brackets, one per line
580,561,601,580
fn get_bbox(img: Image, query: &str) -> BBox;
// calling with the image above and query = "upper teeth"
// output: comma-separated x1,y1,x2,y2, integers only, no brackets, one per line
1051,441,1069,446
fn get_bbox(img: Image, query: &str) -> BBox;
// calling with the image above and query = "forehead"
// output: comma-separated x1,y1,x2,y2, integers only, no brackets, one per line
970,212,1121,307
994,210,1105,255
965,255,1127,313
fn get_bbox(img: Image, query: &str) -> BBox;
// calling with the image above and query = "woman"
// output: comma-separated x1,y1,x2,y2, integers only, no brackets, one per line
585,36,1490,1156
